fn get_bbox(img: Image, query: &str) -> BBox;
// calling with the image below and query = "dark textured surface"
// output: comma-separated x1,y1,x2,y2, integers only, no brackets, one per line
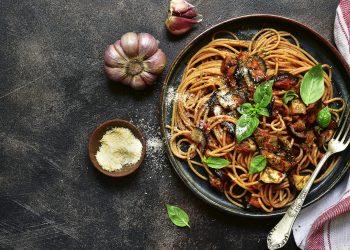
0,0,339,249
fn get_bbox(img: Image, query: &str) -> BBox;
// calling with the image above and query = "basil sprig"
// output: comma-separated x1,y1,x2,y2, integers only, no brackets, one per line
237,103,254,115
253,80,274,107
236,80,273,143
257,107,270,117
166,204,190,228
236,114,260,143
249,155,267,174
283,90,298,104
202,156,230,169
317,106,331,129
300,64,324,105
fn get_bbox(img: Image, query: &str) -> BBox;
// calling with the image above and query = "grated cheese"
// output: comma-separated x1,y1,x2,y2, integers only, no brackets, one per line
95,127,142,172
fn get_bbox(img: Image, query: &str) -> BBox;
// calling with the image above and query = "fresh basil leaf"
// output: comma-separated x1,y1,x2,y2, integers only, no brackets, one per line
283,90,298,104
317,106,331,129
202,156,230,169
166,204,190,228
300,64,324,105
249,155,267,174
257,107,270,117
236,114,260,143
253,80,274,107
237,103,254,115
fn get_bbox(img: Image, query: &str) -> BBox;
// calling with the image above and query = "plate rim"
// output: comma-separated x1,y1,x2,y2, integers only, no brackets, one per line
160,14,350,218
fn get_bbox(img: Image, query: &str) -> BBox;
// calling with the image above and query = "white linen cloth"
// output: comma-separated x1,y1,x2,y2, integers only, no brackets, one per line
292,1,350,249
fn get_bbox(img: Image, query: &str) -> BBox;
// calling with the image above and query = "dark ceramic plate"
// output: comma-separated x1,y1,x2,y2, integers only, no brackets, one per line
160,15,350,217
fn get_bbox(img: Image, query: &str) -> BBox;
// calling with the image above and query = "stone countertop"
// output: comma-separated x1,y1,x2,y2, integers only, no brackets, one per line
0,0,339,249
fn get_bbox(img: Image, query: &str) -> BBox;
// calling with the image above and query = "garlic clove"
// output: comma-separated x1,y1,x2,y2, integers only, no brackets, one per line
138,33,159,60
104,66,128,83
165,16,201,36
129,75,146,90
166,0,202,35
143,49,167,74
140,71,158,86
120,75,134,86
104,44,126,67
175,8,198,19
170,0,194,14
120,32,139,58
113,40,129,60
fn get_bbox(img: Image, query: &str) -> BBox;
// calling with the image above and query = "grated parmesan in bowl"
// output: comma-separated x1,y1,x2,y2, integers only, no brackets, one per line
88,119,146,177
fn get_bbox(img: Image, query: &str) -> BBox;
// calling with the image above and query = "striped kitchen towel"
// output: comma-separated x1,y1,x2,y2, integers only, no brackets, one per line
293,172,350,250
292,1,350,249
334,0,350,65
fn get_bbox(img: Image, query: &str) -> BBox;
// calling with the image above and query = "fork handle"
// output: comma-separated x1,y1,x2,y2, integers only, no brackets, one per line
267,151,332,250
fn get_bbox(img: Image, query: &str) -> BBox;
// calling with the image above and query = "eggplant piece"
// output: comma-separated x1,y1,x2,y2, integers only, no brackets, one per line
191,128,207,149
290,99,307,115
208,92,221,116
246,55,267,83
221,121,235,137
278,136,292,149
235,139,257,153
221,56,237,74
226,110,240,119
260,167,286,184
306,101,321,124
217,88,244,110
208,91,219,107
291,119,306,132
254,129,278,151
235,52,249,77
221,56,238,87
292,175,310,191
225,66,238,87
274,72,298,90
261,150,286,172
213,169,230,182
306,101,321,112
289,125,306,139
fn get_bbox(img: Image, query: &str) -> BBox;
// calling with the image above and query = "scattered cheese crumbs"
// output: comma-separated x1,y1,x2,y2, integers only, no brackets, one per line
166,86,188,108
147,137,163,153
95,127,142,172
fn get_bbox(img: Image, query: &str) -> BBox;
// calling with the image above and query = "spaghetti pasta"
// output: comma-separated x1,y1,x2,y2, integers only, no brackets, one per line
168,29,345,212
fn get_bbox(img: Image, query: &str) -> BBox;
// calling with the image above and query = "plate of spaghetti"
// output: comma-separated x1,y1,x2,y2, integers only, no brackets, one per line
160,15,350,217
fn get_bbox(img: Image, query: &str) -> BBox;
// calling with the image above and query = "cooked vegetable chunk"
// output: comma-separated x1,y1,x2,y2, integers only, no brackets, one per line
260,167,286,184
293,175,310,191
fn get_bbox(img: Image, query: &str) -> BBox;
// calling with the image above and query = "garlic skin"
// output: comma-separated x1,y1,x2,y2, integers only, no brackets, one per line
165,0,203,35
104,32,167,90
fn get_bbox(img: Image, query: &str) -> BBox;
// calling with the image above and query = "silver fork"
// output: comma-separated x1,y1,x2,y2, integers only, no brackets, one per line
267,102,350,250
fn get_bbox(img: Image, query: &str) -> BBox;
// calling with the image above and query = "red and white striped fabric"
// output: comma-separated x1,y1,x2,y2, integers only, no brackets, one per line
292,172,350,250
334,0,350,66
292,1,350,249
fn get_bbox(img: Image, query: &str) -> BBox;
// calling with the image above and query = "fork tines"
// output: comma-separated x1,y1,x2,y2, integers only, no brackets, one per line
334,102,350,145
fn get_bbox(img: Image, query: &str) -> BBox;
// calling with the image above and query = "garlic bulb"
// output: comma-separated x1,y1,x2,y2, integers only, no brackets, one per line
165,0,203,35
104,32,167,90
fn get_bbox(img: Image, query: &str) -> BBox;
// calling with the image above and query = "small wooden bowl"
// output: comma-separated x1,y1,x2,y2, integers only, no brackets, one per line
88,119,146,177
